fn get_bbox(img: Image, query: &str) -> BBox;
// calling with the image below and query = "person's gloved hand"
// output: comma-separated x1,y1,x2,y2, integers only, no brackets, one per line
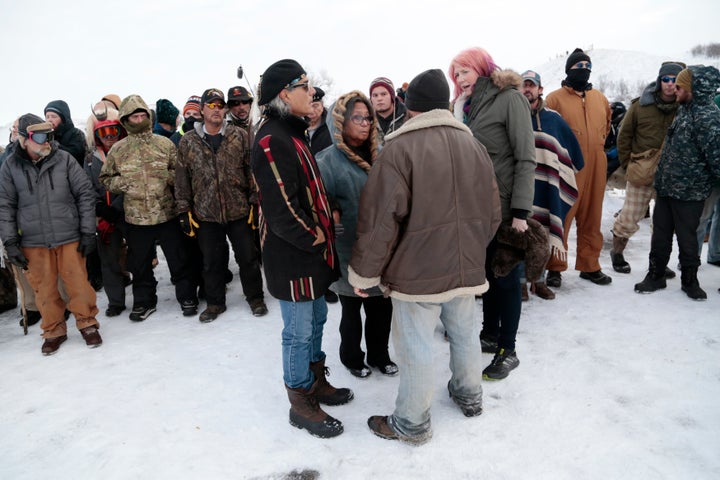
179,211,199,237
4,241,28,269
77,233,97,257
95,202,121,223
97,219,115,244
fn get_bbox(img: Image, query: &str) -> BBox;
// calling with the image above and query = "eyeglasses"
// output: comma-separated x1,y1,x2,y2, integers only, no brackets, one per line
661,76,676,84
573,61,592,70
350,115,373,126
27,131,54,144
228,100,253,107
205,102,226,110
95,125,121,139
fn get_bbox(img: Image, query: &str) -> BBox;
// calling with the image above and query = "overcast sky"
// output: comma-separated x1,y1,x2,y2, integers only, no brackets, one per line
0,0,717,126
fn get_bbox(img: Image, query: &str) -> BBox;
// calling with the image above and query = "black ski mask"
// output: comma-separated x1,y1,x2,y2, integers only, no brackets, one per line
564,69,592,91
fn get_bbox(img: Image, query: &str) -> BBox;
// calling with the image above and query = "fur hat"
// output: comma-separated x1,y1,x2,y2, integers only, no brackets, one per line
155,99,179,126
369,77,395,99
18,113,52,138
404,69,450,113
491,218,550,282
675,68,693,92
565,48,591,74
259,59,306,106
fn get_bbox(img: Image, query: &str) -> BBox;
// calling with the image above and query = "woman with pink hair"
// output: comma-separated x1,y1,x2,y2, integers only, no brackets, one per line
448,47,536,380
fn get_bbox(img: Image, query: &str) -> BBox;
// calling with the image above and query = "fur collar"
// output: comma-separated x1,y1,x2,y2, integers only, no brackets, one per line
385,109,472,142
491,69,523,90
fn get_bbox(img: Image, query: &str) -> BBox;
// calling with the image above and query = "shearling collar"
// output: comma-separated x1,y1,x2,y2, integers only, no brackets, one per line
385,109,472,142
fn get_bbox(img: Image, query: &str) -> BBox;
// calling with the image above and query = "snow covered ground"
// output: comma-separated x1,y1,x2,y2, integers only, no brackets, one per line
1,190,719,480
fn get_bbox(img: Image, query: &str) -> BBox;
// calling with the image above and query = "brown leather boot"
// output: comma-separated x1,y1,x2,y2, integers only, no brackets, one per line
611,235,631,273
530,281,556,300
309,358,354,406
286,381,344,438
520,283,529,302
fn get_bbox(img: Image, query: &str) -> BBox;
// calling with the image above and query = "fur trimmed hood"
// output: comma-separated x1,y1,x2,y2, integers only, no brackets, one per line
490,69,523,91
326,90,378,172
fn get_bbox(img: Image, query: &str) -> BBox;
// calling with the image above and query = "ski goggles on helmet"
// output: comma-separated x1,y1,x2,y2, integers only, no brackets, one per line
95,125,121,140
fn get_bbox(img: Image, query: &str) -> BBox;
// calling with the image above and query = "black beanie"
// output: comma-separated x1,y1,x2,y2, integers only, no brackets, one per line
404,69,450,113
565,48,591,73
155,99,179,125
259,59,306,106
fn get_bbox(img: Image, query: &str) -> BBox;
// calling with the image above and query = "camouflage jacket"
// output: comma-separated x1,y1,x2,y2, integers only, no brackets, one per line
99,95,177,225
655,65,720,201
175,121,255,223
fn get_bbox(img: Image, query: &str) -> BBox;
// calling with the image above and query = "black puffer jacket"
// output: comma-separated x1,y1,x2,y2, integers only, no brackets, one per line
0,142,96,247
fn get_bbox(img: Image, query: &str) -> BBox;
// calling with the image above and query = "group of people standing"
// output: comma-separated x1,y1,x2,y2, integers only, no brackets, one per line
1,46,718,446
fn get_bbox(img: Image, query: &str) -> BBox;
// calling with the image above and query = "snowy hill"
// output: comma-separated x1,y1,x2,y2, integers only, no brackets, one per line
531,48,720,105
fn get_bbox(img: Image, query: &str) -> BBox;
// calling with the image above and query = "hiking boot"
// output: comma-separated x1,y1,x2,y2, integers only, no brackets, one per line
41,335,67,355
346,365,372,378
367,415,431,446
79,326,103,348
448,382,483,417
611,235,631,273
249,299,268,317
664,267,677,279
368,361,399,376
324,290,339,304
199,304,226,323
531,281,555,300
579,270,612,285
634,272,666,293
520,283,529,302
681,267,707,301
180,300,198,317
546,270,562,288
310,358,354,405
286,381,344,438
105,305,126,317
479,333,498,353
20,310,42,327
129,305,156,322
483,348,520,380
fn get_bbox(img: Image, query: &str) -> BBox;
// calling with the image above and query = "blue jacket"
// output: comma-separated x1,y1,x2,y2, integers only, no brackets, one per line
316,91,380,297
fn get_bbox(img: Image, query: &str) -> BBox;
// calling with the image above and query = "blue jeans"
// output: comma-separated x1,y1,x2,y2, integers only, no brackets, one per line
279,298,328,390
389,295,482,441
696,186,720,263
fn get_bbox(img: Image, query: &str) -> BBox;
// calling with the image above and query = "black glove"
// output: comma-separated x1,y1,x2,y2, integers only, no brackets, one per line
178,211,198,237
77,233,97,257
5,241,28,269
96,202,121,223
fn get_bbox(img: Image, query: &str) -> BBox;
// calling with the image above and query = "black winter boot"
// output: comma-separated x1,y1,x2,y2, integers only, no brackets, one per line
681,266,707,300
286,381,344,438
309,358,354,406
634,260,666,293
611,235,631,273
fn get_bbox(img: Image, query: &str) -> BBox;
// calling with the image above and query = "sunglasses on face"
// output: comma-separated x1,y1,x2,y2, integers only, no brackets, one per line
228,100,252,107
95,125,120,140
661,76,676,84
205,102,226,110
573,61,592,70
285,76,311,91
28,131,54,144
350,115,373,126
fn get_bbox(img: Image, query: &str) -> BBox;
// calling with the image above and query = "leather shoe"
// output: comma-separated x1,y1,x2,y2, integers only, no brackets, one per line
80,326,103,348
546,271,562,288
41,335,67,355
347,365,371,378
368,361,398,376
579,270,612,285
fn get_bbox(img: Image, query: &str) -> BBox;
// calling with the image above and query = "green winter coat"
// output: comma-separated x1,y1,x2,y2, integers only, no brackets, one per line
100,95,178,225
459,70,536,220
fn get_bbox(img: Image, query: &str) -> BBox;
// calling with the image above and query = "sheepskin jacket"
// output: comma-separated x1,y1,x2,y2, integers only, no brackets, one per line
349,109,501,302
